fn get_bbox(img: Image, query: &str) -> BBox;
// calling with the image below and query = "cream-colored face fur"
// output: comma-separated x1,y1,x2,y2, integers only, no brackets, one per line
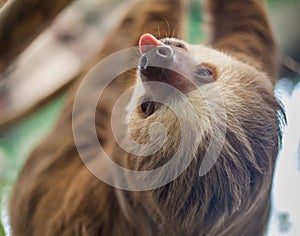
126,39,273,154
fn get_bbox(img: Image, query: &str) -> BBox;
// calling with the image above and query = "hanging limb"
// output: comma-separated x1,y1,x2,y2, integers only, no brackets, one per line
0,0,74,75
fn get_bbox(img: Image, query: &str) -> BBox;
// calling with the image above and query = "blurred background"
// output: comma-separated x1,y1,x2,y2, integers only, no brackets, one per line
0,0,299,235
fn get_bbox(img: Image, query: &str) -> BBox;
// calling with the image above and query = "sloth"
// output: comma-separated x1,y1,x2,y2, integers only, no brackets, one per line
9,0,285,236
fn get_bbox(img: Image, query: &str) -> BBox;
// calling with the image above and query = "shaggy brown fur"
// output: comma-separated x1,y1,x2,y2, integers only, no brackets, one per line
9,0,285,235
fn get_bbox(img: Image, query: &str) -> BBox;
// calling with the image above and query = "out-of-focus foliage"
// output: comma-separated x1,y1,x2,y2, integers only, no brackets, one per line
0,221,5,236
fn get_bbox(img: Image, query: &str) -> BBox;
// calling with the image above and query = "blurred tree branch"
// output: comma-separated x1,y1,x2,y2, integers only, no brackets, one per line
0,0,74,76
0,0,8,8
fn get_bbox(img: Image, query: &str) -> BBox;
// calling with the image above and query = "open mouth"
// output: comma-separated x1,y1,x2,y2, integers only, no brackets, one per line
139,97,162,117
140,99,155,117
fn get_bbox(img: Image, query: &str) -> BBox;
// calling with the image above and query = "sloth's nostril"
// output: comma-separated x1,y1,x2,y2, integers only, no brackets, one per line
138,55,149,71
156,45,174,58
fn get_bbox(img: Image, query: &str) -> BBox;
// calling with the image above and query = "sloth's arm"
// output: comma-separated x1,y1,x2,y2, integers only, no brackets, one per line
203,0,278,82
9,1,188,236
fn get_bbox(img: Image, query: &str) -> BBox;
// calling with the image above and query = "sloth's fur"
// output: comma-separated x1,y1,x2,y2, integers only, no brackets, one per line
9,0,285,235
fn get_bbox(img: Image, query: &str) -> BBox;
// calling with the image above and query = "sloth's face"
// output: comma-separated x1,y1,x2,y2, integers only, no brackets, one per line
126,34,272,151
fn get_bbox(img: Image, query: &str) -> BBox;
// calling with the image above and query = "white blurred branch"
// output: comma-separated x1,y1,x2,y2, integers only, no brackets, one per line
0,0,74,74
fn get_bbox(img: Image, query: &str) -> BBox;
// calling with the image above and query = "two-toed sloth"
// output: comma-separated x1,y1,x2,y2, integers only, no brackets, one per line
9,0,285,235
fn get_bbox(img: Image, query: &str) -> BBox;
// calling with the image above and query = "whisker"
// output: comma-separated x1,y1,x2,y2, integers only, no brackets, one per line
162,17,170,37
172,27,177,38
157,25,161,39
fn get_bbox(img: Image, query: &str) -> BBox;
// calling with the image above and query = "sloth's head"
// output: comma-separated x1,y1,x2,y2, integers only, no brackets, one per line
126,33,280,168
119,32,285,232
120,33,284,233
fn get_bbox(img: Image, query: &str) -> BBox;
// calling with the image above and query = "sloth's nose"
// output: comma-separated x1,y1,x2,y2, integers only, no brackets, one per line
138,46,176,77
138,33,199,94
138,45,175,72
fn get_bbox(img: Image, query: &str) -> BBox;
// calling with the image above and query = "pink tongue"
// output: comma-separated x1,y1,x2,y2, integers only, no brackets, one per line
139,33,162,54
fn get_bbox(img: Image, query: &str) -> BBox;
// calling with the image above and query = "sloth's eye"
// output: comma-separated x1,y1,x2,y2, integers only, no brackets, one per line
194,68,212,76
193,65,214,83
140,100,155,117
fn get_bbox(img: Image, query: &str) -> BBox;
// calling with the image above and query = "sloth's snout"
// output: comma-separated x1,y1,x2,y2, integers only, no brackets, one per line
138,33,212,94
138,34,192,93
138,45,174,71
138,45,175,75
